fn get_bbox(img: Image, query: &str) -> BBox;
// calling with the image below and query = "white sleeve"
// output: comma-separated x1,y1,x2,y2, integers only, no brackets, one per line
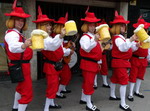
147,48,150,62
44,34,63,51
5,31,25,53
131,41,138,52
115,38,133,52
79,35,97,53
63,47,71,56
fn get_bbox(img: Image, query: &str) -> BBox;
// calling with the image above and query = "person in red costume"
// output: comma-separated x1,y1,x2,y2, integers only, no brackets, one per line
79,7,102,111
127,16,150,101
4,0,33,111
94,19,110,89
32,6,65,111
109,11,137,111
53,13,75,98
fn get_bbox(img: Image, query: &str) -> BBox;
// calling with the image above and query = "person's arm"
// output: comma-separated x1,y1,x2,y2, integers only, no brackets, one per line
147,48,150,62
5,31,25,53
79,35,97,53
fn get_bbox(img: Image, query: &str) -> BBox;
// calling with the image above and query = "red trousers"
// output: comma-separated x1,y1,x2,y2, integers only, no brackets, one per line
16,63,33,104
82,70,97,95
59,64,72,85
110,68,129,85
100,54,108,75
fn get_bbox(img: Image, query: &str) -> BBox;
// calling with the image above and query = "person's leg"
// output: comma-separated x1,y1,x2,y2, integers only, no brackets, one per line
12,92,21,109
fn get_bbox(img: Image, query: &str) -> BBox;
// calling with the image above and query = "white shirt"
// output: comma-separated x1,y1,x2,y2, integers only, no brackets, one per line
63,40,71,57
80,32,97,53
147,48,150,62
44,34,63,51
5,28,25,53
80,32,102,64
115,34,134,52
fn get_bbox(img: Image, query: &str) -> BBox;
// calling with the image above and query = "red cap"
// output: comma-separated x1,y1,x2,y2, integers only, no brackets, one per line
133,16,150,29
110,11,130,25
81,7,100,23
32,6,54,23
54,12,68,24
4,0,30,18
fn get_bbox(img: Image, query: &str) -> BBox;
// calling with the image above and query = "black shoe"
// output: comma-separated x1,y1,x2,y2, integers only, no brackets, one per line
102,84,110,88
134,92,144,98
127,95,134,101
79,100,93,104
109,96,121,100
61,89,71,93
119,104,132,111
93,85,98,90
86,105,100,111
12,109,18,111
49,104,61,109
56,93,66,99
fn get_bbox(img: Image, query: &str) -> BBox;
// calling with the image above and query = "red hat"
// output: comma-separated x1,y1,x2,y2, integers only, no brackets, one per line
32,6,54,23
4,0,30,18
81,7,100,23
110,11,130,25
133,16,150,29
54,12,68,24
97,19,107,26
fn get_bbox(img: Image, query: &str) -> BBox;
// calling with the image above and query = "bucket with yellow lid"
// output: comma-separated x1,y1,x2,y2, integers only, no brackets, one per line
65,20,78,36
30,29,48,51
134,24,149,42
96,24,111,42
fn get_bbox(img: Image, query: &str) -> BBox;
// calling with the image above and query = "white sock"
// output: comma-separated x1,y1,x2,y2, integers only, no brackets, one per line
129,82,135,96
50,99,55,106
56,84,64,95
18,104,27,111
44,98,51,111
94,75,97,86
102,75,108,85
110,82,116,98
81,90,86,101
13,92,21,109
135,79,142,94
120,85,127,107
62,85,67,91
86,95,92,108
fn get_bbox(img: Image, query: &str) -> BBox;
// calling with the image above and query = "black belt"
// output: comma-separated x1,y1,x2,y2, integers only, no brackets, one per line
112,57,129,60
133,55,146,59
44,59,60,65
10,60,30,64
81,57,98,63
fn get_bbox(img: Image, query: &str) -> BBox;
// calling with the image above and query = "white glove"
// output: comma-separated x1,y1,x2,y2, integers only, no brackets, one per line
31,29,49,39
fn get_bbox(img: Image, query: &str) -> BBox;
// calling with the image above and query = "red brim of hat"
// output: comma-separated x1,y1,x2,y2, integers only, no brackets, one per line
133,23,149,29
5,13,31,18
81,18,101,23
32,18,54,23
110,20,130,25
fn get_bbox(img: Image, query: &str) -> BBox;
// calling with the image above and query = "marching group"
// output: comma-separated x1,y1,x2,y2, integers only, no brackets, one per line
3,0,150,111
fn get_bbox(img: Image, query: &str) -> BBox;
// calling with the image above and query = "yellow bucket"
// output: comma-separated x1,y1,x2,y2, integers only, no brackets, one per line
96,24,111,42
31,35,44,51
134,24,149,42
140,42,150,49
65,20,78,36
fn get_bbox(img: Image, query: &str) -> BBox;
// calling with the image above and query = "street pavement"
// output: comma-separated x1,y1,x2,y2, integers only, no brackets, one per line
0,68,150,111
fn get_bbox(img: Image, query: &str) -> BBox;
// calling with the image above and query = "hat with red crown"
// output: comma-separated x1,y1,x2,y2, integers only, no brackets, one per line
133,16,150,29
97,19,107,26
54,12,68,24
81,6,101,23
110,11,130,24
5,0,30,18
32,6,54,23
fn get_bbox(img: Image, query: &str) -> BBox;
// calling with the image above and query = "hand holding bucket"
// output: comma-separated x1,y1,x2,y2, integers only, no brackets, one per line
65,20,78,36
96,24,111,42
30,29,48,51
